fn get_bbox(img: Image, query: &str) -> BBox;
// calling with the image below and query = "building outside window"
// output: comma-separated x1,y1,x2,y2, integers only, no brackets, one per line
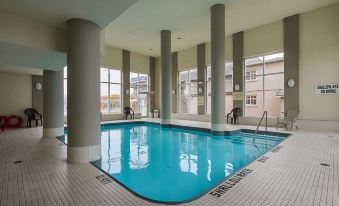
100,67,122,114
206,61,233,115
246,95,257,105
178,68,198,114
244,52,284,118
245,70,257,81
130,72,149,117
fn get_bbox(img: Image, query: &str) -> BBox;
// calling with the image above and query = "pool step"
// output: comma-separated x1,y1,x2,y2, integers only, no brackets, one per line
237,132,285,141
225,136,278,146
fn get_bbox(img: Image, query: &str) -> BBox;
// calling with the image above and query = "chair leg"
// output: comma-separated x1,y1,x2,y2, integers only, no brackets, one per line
36,119,38,127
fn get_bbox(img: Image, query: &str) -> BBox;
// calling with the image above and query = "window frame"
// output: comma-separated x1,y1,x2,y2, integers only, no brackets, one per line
129,72,150,117
245,95,257,106
178,68,198,114
100,67,122,114
245,69,257,81
243,51,285,117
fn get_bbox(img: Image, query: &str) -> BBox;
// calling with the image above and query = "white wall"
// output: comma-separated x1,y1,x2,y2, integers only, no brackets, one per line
102,46,123,69
0,10,66,52
206,35,233,64
244,20,283,57
299,3,339,122
130,51,150,73
0,71,32,117
178,46,197,70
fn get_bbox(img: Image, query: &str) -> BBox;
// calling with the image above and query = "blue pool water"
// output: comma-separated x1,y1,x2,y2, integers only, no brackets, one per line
61,123,288,203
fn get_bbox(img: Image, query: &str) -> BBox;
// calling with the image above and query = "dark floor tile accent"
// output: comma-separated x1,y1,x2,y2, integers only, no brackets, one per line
257,156,269,163
96,174,113,185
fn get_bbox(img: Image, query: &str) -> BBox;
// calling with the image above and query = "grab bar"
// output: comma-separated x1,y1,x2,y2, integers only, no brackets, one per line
253,111,268,143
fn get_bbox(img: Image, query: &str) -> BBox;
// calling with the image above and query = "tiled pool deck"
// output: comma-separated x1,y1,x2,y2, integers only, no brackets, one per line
1,119,338,205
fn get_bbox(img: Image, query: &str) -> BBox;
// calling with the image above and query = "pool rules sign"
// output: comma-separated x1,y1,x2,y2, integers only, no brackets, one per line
314,83,339,95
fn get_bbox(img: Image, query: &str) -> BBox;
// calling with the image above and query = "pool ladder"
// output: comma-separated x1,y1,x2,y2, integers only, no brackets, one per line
253,111,268,143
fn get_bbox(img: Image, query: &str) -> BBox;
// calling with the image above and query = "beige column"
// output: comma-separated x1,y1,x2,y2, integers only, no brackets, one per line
67,19,101,163
160,30,172,125
210,4,226,132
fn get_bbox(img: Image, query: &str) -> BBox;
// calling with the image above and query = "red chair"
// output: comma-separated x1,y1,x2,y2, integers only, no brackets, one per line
0,117,4,132
1,115,23,129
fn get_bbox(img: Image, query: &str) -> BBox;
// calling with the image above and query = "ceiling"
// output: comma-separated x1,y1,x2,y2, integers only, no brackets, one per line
0,0,137,28
105,0,339,57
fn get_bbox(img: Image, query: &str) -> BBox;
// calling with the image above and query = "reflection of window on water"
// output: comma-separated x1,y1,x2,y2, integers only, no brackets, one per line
179,133,198,175
225,163,234,177
244,52,285,118
102,130,122,174
130,72,149,117
129,126,149,169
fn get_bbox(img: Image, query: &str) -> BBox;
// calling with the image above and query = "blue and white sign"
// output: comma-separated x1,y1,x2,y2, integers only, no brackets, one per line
131,76,147,83
314,83,338,95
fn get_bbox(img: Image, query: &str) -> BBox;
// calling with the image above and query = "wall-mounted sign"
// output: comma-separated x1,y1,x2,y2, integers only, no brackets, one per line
314,83,338,95
233,92,243,101
130,76,147,84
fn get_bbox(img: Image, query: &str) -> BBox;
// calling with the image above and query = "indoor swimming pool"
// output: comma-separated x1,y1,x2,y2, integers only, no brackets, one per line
60,122,289,203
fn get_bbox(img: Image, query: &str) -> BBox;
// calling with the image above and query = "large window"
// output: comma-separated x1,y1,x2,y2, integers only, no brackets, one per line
206,62,233,115
64,66,67,115
178,68,198,114
100,68,122,113
244,52,284,118
130,72,149,117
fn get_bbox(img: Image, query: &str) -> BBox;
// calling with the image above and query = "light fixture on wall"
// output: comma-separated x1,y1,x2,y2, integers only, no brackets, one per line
198,87,203,94
234,83,240,91
172,89,176,95
287,79,295,88
35,82,42,91
125,88,130,94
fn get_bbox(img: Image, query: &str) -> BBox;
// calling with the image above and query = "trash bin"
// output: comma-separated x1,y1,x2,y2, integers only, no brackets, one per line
153,110,159,118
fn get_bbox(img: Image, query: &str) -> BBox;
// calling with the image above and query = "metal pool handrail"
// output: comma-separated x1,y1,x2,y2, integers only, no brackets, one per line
253,111,268,143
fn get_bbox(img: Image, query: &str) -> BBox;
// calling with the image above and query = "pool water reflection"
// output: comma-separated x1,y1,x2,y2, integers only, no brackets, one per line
89,124,285,203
